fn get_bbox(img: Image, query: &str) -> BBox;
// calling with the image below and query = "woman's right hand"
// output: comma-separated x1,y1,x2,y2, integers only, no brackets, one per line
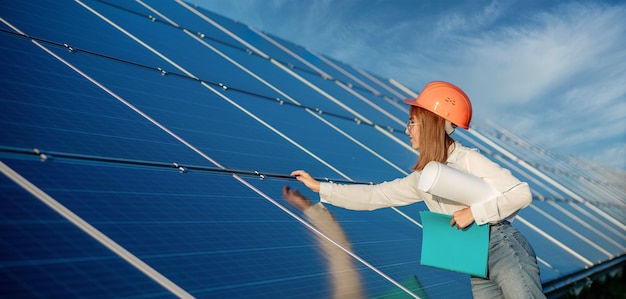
290,170,321,193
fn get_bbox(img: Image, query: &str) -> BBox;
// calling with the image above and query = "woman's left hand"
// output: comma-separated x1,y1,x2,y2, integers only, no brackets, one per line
450,207,475,229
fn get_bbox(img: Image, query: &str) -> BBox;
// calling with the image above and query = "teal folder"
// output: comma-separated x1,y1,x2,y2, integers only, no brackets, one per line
419,211,489,278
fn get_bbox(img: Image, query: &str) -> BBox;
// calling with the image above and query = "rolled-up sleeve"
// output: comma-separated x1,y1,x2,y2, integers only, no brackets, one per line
319,172,424,211
463,150,532,224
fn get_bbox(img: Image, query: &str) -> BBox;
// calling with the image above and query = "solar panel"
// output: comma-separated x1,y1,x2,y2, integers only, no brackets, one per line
1,0,624,298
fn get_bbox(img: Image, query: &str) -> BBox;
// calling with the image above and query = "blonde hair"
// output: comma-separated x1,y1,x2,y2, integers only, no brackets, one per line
411,106,455,171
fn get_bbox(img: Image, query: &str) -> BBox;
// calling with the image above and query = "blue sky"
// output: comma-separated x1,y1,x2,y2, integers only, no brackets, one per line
193,0,626,171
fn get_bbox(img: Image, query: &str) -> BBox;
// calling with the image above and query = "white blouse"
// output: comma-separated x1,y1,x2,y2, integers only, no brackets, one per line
319,142,532,225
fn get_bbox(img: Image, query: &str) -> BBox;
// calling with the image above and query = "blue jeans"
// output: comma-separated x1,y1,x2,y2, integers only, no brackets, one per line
470,222,545,299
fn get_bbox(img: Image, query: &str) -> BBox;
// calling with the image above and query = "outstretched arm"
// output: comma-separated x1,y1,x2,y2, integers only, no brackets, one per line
291,170,424,211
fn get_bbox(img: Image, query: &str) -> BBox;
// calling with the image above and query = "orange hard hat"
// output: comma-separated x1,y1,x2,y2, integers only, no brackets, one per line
404,81,472,130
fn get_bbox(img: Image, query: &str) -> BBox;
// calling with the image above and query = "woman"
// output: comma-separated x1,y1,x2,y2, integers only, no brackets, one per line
290,81,545,298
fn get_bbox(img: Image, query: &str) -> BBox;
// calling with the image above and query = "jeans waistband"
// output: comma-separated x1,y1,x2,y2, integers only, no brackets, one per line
491,220,510,227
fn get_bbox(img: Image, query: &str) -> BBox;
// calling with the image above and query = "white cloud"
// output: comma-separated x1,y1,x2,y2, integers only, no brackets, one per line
394,2,626,169
433,0,507,36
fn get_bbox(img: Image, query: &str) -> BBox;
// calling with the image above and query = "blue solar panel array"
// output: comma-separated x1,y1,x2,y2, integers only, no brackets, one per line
1,1,624,298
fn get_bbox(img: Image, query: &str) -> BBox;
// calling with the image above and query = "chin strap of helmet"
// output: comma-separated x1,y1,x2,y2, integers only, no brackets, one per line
445,120,456,135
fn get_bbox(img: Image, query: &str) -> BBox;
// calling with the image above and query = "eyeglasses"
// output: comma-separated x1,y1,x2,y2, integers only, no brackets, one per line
406,121,417,131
